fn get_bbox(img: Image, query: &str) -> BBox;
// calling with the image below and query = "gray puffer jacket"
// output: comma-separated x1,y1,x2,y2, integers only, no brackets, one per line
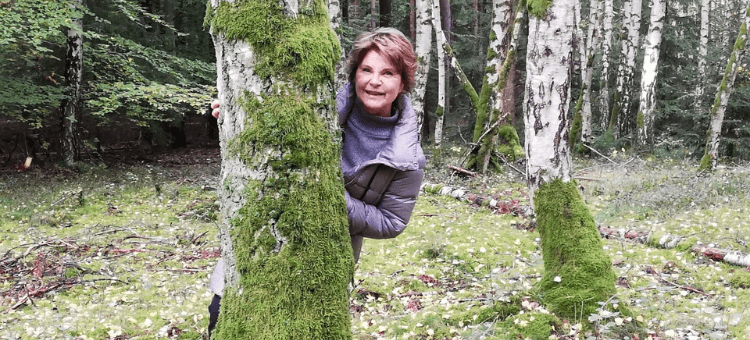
337,83,426,262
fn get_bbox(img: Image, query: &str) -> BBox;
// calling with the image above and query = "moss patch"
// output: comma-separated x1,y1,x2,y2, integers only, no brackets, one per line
214,88,353,339
207,0,340,86
534,179,617,319
527,0,552,18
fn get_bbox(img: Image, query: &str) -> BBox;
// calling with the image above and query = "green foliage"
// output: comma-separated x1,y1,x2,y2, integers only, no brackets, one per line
0,0,218,154
497,124,524,161
527,0,552,18
534,179,617,319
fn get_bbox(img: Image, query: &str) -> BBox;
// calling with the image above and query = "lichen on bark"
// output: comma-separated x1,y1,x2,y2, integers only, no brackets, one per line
534,179,617,318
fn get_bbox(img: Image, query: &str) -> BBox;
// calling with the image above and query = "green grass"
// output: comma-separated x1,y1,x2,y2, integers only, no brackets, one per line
2,154,750,339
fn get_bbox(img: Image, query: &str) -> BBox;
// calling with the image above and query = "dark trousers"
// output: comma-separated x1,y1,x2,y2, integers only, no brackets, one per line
208,294,221,338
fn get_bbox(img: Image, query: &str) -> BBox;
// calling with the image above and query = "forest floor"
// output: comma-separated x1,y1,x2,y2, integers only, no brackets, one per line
1,145,749,340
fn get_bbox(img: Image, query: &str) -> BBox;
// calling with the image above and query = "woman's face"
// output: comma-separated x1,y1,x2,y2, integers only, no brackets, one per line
355,49,404,117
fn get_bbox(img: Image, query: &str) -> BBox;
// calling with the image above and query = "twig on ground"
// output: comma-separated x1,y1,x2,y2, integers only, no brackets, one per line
448,165,478,177
583,144,618,165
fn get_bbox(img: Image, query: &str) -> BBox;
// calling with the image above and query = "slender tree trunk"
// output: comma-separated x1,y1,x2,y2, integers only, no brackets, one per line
343,0,349,23
380,0,392,27
636,0,664,149
525,0,617,319
574,0,585,73
581,0,601,145
206,0,352,338
433,0,447,147
611,0,642,139
410,0,416,41
371,0,377,29
163,0,175,52
468,0,524,172
700,6,750,171
413,0,433,142
695,0,710,110
60,0,83,167
599,0,613,130
329,0,348,90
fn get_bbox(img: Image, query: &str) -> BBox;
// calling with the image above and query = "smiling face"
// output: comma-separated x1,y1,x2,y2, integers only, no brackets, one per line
355,49,405,117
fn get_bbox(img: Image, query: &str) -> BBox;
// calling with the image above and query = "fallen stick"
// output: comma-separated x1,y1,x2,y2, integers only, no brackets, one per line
448,165,478,177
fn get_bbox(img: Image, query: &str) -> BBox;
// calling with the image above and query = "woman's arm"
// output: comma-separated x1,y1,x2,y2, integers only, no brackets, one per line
346,168,423,239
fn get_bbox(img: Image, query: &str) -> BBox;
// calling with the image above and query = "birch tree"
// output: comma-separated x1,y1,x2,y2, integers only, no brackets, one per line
413,0,433,141
695,0,710,110
610,0,642,138
60,0,83,167
433,0,447,147
700,6,750,171
462,0,524,172
579,0,601,146
205,1,353,338
598,0,614,130
329,0,349,90
524,0,616,318
636,0,665,148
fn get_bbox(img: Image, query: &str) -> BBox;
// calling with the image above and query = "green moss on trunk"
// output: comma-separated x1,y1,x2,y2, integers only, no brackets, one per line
527,0,552,18
207,0,352,338
215,89,353,340
207,0,340,86
534,179,617,319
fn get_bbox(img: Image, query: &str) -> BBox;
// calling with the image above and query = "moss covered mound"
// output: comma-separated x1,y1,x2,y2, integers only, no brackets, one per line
534,179,617,319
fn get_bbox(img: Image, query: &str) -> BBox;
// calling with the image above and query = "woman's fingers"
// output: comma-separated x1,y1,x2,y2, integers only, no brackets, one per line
211,99,221,118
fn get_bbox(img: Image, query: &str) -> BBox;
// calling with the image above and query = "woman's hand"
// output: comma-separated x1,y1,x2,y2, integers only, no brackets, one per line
211,99,221,119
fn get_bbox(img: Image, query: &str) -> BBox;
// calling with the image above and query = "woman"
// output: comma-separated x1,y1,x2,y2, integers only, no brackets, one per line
208,27,425,337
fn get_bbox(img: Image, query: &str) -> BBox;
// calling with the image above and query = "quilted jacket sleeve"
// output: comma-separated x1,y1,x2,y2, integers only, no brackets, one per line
346,168,424,239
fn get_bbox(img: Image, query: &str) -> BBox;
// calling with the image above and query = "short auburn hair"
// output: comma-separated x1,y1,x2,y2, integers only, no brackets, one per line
346,27,417,94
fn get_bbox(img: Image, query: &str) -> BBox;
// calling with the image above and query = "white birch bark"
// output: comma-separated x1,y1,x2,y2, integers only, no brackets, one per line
413,0,433,141
328,0,348,90
581,0,601,144
574,0,585,73
702,6,750,170
524,0,574,200
433,0,446,147
487,0,513,119
694,0,710,110
636,0,664,148
599,0,613,130
61,0,83,167
613,0,642,137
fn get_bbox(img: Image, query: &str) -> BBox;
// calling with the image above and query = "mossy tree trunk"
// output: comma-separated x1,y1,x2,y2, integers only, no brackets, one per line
206,0,353,338
700,6,750,171
60,0,83,167
413,0,433,142
635,0,664,150
524,0,617,319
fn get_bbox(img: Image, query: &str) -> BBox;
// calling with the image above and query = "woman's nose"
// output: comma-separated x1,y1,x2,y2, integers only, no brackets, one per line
370,74,382,85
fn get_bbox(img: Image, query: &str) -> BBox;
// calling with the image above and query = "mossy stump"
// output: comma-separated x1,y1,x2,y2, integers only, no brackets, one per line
534,179,617,319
